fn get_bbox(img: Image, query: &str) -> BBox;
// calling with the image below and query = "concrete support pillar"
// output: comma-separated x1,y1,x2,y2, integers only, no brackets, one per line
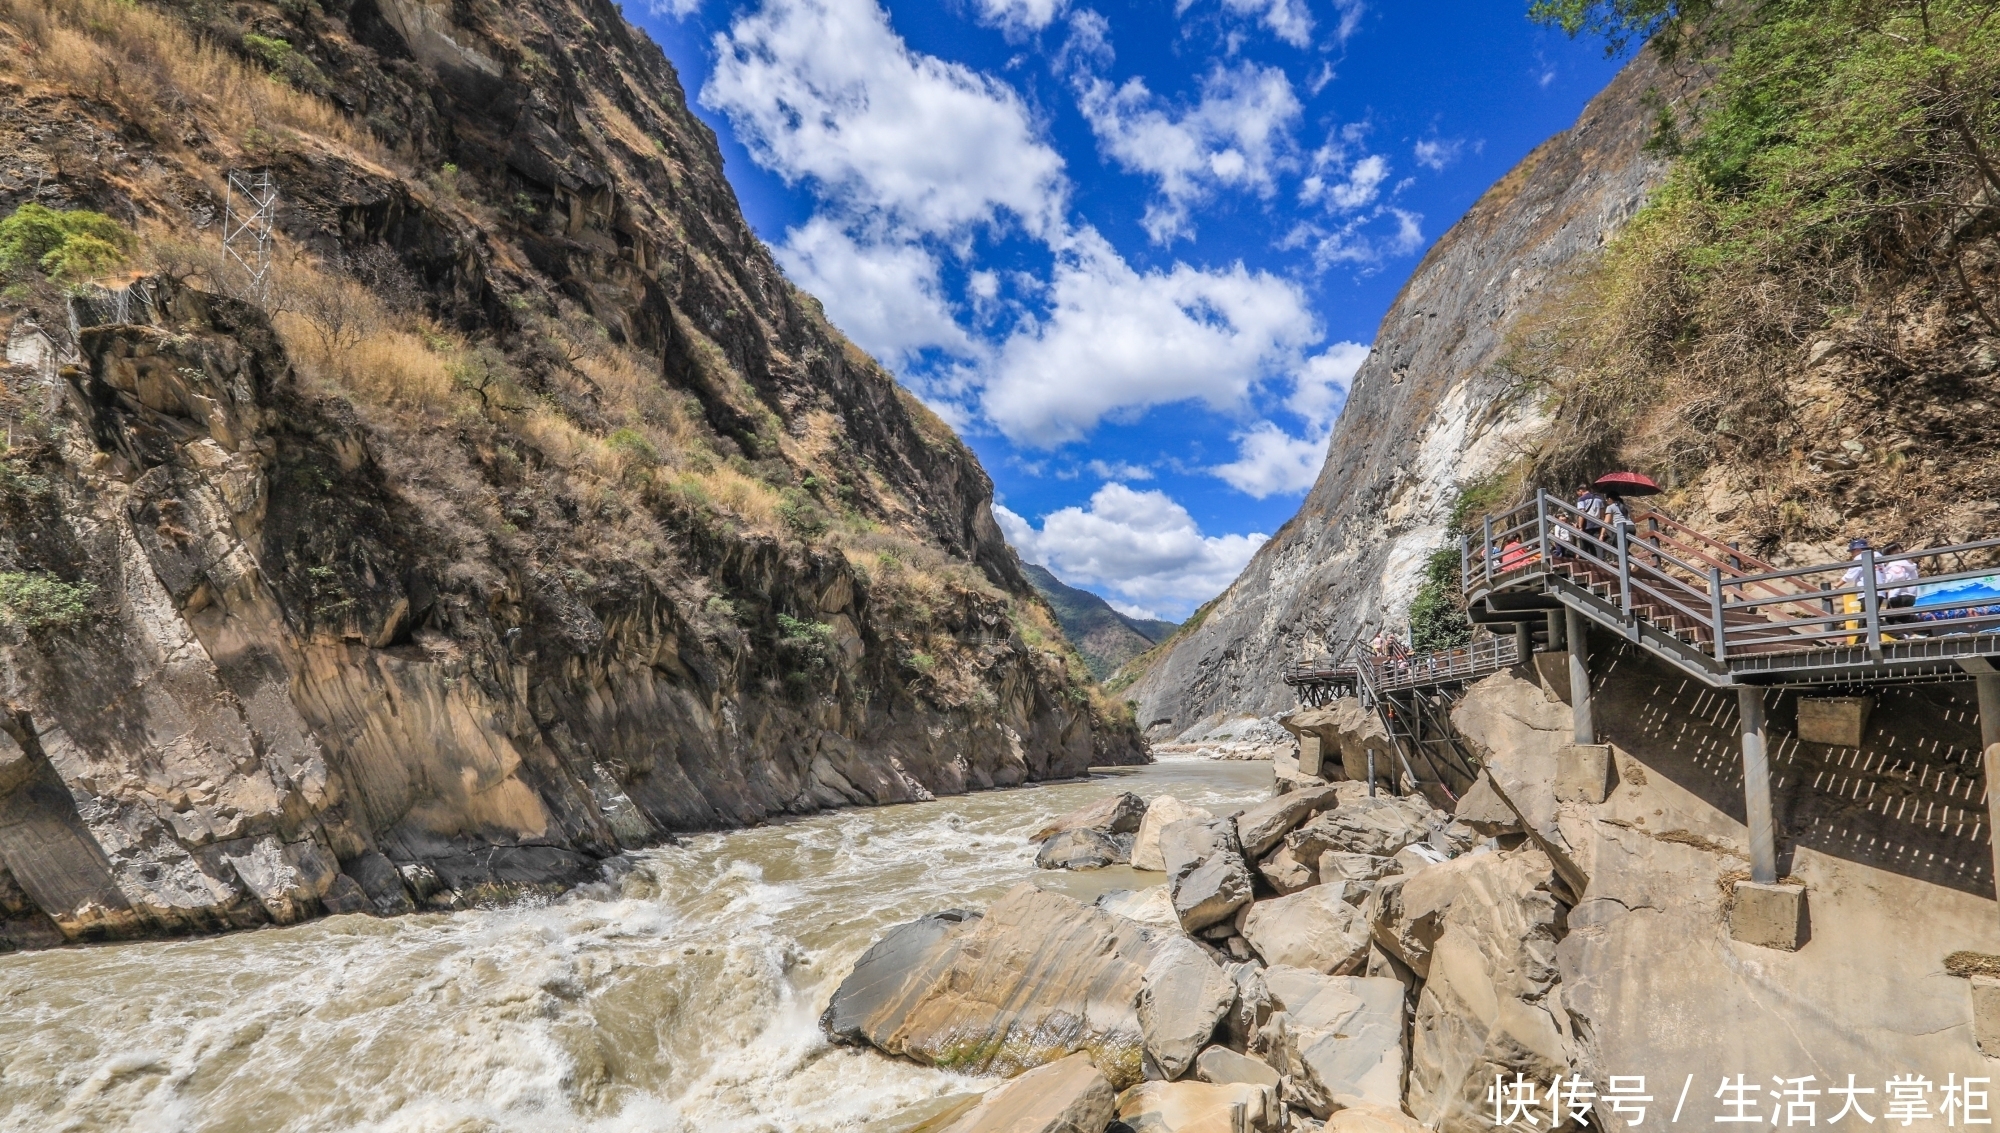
1514,621,1534,663
1978,674,2000,900
1738,687,1777,885
1566,606,1595,745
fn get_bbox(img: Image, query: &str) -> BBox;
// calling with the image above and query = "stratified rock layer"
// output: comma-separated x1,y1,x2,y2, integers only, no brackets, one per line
0,0,1139,949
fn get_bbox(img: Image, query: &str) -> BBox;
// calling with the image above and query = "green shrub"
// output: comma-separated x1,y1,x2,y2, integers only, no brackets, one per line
777,487,828,540
0,571,95,632
1408,547,1472,653
606,427,660,465
0,204,131,281
776,613,834,670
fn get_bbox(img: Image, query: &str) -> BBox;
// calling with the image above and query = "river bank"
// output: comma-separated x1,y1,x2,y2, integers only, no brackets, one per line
0,758,1271,1132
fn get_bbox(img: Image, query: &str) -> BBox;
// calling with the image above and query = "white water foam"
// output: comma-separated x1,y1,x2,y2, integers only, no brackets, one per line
0,760,1271,1132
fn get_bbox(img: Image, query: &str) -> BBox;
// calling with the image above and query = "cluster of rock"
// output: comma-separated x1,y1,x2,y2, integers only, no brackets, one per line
828,764,1567,1132
1148,715,1297,761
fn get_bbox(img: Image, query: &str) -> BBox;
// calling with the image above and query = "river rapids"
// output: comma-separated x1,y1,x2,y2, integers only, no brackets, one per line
0,757,1272,1133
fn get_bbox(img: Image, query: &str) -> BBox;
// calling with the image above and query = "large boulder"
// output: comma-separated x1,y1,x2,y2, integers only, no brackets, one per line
1450,672,1586,891
1280,699,1389,782
1452,772,1523,837
1235,784,1344,858
1405,847,1570,1133
1325,1102,1432,1133
1220,962,1273,1051
1114,1079,1282,1132
1365,853,1483,979
1240,885,1371,974
1319,851,1399,886
1162,818,1255,932
1260,967,1407,1119
1256,843,1317,895
1133,795,1212,871
1195,1045,1282,1089
820,884,1162,1086
1036,828,1131,870
1032,791,1148,842
1290,795,1440,861
934,1052,1116,1133
822,909,981,1044
1138,935,1238,1079
1098,886,1180,927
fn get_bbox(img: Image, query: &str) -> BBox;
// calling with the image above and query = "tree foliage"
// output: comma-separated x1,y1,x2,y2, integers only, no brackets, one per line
0,571,95,632
0,204,131,280
1408,547,1473,653
1529,0,1729,58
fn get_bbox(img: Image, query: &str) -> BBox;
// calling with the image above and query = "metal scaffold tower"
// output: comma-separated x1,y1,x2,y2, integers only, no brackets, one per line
221,170,278,306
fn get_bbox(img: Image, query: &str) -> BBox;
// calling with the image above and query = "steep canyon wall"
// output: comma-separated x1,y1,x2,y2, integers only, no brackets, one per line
0,0,1133,949
1130,50,1700,733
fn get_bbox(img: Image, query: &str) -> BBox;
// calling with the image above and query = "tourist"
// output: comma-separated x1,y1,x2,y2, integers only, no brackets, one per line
1880,542,1920,600
1575,485,1605,547
1839,538,1873,588
1839,538,1878,643
1880,542,1921,637
1500,536,1533,572
1602,491,1633,537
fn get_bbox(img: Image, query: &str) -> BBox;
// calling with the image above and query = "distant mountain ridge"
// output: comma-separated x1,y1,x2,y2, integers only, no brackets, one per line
1021,564,1178,681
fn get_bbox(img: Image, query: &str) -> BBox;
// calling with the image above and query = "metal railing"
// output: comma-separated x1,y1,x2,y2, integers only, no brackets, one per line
1287,634,1522,701
1462,490,2000,670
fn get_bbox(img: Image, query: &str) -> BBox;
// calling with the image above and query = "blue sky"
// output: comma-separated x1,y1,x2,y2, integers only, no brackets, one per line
631,0,1627,619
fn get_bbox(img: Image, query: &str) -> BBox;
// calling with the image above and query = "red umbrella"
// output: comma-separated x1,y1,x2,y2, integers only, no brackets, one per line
1593,471,1662,496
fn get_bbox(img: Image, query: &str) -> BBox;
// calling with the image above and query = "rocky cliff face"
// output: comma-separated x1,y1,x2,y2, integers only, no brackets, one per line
1128,49,1697,733
0,0,1136,949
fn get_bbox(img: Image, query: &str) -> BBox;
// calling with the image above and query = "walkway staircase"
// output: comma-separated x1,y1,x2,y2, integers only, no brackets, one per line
1465,491,2000,690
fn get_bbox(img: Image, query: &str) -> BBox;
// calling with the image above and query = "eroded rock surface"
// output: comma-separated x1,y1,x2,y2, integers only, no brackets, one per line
1162,817,1255,932
1036,828,1131,870
821,883,1161,1087
1133,795,1211,872
1241,884,1371,974
1261,967,1407,1118
1032,792,1147,842
936,1052,1116,1133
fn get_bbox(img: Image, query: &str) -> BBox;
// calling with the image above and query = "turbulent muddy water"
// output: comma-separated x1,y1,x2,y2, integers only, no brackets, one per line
0,757,1271,1133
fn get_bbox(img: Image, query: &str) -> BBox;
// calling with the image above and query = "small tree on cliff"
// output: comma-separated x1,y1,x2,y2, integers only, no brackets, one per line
1408,546,1473,653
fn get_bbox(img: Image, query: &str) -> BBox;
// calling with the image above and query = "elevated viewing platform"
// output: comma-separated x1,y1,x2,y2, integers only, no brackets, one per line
1464,492,2000,689
1284,492,2000,908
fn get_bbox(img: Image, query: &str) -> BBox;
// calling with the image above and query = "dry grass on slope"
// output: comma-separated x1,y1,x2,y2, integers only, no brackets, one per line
1497,0,2000,563
0,0,372,158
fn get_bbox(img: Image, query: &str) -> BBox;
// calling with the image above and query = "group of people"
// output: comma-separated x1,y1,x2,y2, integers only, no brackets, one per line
1555,484,1635,557
1493,483,1637,571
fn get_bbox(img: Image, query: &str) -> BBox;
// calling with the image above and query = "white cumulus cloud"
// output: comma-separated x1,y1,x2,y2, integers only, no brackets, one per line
1178,0,1315,48
981,228,1322,446
776,218,975,365
1413,137,1464,172
975,0,1066,33
1078,62,1300,243
996,483,1267,613
703,0,1066,241
1210,341,1369,498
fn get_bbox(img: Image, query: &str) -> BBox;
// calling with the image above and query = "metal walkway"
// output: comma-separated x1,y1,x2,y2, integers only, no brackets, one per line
1281,492,2000,892
1462,491,2000,689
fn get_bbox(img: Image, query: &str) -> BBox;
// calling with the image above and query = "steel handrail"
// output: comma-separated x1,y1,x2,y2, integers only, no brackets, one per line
1718,537,2000,589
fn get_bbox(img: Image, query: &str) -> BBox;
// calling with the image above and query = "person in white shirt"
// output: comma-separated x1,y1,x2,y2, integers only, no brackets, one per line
1879,542,1920,599
1839,538,1873,588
